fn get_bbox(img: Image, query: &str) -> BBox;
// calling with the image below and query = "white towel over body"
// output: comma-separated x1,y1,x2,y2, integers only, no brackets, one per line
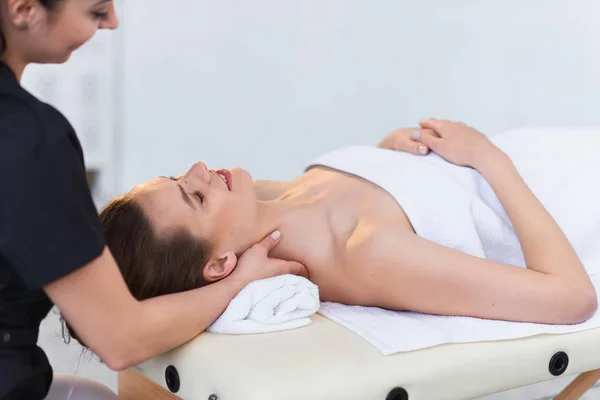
305,127,600,355
207,274,320,334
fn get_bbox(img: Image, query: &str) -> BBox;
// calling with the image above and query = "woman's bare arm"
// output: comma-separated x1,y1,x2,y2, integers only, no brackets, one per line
418,119,594,288
476,151,592,282
354,120,597,324
44,234,305,371
353,224,596,324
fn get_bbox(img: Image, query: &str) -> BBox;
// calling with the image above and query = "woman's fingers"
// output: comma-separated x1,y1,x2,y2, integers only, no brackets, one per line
416,144,429,155
391,128,428,155
418,118,438,130
380,125,446,156
419,118,447,137
411,128,442,155
410,129,421,140
418,128,442,152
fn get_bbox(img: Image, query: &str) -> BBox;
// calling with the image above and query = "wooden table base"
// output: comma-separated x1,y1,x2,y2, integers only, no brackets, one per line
554,369,600,400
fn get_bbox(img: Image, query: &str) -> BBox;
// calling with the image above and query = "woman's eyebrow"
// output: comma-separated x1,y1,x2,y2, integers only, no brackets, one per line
177,184,196,210
158,176,196,210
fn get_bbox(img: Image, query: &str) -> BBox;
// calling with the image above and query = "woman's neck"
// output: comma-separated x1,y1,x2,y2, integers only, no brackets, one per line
248,181,335,265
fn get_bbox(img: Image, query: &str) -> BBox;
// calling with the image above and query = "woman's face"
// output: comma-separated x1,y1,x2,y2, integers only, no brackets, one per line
9,0,119,64
134,161,261,257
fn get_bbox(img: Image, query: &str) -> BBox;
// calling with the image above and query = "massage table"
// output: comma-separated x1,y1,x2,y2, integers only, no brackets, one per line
118,128,600,399
118,314,600,400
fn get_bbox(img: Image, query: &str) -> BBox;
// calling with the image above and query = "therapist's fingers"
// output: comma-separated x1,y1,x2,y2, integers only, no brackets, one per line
253,230,282,255
232,231,309,284
276,260,309,279
256,232,309,278
259,232,309,277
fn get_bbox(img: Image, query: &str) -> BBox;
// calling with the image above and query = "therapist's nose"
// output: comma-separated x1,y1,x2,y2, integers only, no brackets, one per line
99,4,119,30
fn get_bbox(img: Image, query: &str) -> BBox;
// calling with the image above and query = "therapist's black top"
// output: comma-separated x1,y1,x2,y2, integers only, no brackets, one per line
0,61,105,399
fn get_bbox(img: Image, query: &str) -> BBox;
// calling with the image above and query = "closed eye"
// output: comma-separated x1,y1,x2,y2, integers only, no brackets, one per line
162,176,204,208
91,11,109,20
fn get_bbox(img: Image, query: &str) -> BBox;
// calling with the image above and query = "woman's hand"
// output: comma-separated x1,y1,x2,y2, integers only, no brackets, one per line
417,119,503,169
228,231,309,287
378,127,431,156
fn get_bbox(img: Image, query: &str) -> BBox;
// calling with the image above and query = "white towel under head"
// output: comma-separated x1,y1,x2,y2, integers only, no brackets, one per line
207,274,320,334
306,127,600,356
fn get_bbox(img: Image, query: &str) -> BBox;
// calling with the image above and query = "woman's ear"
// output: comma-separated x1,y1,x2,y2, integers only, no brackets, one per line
203,251,238,283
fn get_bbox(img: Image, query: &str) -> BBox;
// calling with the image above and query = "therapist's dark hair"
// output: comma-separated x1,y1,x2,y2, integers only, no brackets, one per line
65,194,213,347
0,0,63,55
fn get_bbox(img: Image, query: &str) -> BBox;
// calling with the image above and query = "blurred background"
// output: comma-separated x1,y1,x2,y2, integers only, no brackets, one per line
26,0,600,398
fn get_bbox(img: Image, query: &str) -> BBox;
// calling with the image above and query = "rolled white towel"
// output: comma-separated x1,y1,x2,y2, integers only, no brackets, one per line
207,274,320,334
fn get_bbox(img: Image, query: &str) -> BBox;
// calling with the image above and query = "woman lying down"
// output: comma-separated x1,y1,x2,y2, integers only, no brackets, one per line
95,119,599,331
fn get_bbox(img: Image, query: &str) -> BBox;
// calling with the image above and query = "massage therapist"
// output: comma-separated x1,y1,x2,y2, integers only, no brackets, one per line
0,2,307,399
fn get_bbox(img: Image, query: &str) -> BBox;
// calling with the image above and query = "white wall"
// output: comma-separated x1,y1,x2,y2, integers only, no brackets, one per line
119,0,600,196
34,0,600,397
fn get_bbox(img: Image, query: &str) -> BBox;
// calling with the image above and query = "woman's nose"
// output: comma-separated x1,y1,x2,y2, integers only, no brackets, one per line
189,162,211,183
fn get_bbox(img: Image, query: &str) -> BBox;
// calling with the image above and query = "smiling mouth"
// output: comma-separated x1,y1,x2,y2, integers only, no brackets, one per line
216,169,232,191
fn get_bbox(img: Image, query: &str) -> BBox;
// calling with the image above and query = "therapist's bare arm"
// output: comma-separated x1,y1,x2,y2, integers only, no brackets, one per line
44,233,306,371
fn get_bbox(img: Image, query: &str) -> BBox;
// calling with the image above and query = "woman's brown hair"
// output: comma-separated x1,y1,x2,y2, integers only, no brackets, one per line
65,194,213,346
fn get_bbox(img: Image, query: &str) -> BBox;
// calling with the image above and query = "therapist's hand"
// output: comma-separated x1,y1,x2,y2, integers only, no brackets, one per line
228,231,309,287
378,127,431,155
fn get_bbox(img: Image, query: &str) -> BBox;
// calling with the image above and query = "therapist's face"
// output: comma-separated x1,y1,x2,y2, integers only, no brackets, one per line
133,161,261,259
6,0,119,64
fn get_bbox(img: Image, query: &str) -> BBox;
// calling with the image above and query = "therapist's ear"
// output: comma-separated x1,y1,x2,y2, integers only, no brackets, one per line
203,251,238,282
